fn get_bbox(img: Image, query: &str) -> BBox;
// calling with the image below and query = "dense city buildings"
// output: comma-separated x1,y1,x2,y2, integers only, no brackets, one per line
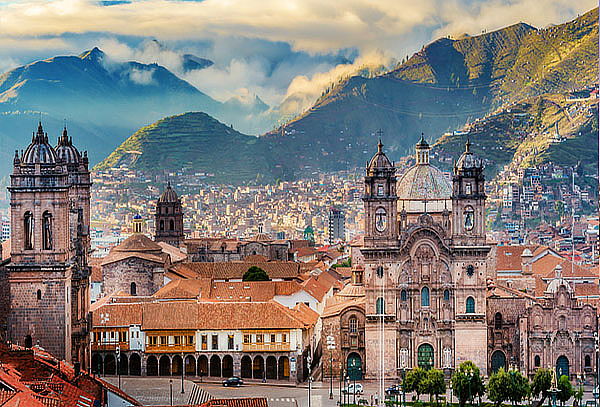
327,207,346,244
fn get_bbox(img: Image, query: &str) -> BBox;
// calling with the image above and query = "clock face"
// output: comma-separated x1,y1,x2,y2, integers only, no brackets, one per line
466,265,475,276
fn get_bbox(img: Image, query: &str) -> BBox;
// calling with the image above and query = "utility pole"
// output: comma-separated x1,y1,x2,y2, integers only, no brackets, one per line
181,352,185,394
116,345,120,389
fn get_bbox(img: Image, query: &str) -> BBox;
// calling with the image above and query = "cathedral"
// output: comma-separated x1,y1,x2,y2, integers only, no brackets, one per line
0,123,91,368
360,136,491,378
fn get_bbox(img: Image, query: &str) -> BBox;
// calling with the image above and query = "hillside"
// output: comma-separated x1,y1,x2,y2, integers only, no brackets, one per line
96,112,271,184
261,8,598,180
431,91,599,177
0,47,272,176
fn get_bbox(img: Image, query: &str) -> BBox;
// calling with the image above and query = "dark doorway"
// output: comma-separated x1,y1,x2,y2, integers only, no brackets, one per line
104,354,116,375
266,356,277,380
198,355,208,377
222,355,234,378
159,355,171,376
185,355,196,376
253,356,264,379
129,354,141,376
210,355,221,377
241,356,252,378
147,356,158,376
92,354,103,375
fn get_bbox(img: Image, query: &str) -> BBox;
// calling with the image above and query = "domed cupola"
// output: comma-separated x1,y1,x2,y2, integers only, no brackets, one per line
158,182,179,203
367,139,393,174
22,122,58,164
55,126,82,164
396,134,452,213
454,138,483,175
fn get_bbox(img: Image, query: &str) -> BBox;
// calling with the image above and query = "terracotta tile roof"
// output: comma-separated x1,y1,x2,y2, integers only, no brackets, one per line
142,301,199,330
91,303,142,327
294,247,319,258
153,279,210,299
242,254,269,262
157,241,188,263
172,262,301,280
137,300,313,331
101,251,166,266
290,302,319,326
322,296,365,318
495,245,539,272
205,280,303,302
112,234,163,253
535,257,597,279
301,271,339,301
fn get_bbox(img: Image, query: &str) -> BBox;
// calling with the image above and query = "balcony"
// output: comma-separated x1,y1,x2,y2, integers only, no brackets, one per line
91,341,129,352
146,343,195,353
242,343,290,352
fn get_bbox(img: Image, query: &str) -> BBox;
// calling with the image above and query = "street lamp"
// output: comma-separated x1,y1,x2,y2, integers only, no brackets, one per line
307,354,312,407
169,378,173,406
549,369,559,407
595,332,600,407
326,335,336,400
181,351,185,394
116,345,121,389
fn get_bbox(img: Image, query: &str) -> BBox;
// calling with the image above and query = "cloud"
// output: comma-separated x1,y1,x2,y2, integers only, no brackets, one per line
280,50,394,116
0,0,594,54
129,67,155,85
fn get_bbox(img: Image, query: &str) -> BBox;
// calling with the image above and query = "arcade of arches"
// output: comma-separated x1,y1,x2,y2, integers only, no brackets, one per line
91,353,291,380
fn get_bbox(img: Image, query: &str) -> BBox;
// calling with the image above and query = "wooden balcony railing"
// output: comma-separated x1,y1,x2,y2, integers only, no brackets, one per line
242,343,290,352
91,341,129,351
145,343,195,353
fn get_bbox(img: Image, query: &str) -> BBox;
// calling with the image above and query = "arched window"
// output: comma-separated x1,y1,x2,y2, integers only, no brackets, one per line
585,355,591,367
421,287,430,307
443,289,450,301
36,289,41,300
466,297,475,313
169,219,174,231
494,312,502,329
159,220,164,231
165,207,169,214
130,282,137,296
376,266,384,278
400,289,407,301
376,297,384,315
24,211,33,250
558,316,566,331
349,316,358,333
375,208,387,232
463,206,474,231
534,355,541,367
42,211,53,250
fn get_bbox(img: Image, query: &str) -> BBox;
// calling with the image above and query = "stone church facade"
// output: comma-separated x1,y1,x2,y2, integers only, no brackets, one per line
360,137,492,379
0,123,91,368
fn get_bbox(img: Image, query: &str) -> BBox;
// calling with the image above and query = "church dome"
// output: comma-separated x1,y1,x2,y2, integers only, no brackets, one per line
23,122,58,164
158,183,179,203
397,135,451,205
455,139,483,170
367,139,393,170
55,127,81,164
545,264,574,295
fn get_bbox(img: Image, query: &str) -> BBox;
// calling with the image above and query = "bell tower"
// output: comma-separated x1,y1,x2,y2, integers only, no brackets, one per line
154,182,184,247
451,139,486,246
362,137,398,248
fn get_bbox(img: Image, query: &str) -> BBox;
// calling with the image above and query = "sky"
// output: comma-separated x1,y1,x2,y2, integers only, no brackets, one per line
0,0,595,115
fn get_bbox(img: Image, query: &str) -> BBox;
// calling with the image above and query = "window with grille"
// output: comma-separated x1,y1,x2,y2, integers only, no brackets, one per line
349,316,358,333
466,297,475,313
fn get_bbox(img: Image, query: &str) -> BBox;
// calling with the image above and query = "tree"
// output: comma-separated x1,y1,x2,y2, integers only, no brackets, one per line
242,266,270,281
404,367,427,401
423,369,446,404
531,368,552,405
488,368,529,407
451,361,485,407
557,375,574,406
488,368,511,407
507,369,530,406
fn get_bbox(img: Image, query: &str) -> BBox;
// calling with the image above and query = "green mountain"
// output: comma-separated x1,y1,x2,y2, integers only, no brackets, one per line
96,112,271,183
97,9,598,184
431,91,599,177
261,8,597,179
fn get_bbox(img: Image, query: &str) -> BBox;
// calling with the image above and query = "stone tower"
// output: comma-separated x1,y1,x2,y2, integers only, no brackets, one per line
2,122,91,368
363,139,398,248
154,182,184,247
450,139,490,373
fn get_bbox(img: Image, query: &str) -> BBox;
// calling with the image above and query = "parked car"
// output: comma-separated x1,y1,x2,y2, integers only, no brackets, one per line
222,377,244,387
385,384,401,395
342,383,363,395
